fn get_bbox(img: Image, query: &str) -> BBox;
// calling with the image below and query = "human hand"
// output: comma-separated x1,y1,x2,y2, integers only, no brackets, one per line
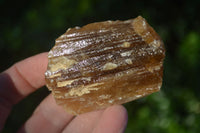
0,53,128,133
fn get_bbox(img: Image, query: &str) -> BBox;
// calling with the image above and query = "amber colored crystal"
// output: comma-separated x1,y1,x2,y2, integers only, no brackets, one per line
45,16,165,115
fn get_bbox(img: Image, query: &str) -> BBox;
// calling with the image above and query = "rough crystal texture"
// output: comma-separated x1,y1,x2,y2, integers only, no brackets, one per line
45,16,165,115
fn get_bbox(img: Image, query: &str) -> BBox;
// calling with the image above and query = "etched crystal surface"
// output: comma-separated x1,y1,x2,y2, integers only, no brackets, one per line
45,16,165,115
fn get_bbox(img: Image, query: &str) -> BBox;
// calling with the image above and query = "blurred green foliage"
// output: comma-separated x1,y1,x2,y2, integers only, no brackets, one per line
1,0,200,132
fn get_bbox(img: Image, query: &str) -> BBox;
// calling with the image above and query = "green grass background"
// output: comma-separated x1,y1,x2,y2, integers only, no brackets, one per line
1,0,200,132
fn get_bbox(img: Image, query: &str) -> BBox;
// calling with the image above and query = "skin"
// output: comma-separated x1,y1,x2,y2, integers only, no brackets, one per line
0,53,128,133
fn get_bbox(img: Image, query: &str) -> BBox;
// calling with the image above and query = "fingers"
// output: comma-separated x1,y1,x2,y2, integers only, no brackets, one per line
62,105,128,133
18,96,127,133
0,52,48,131
93,105,128,133
1,52,48,105
0,73,16,130
18,94,74,133
62,109,104,133
1,52,128,133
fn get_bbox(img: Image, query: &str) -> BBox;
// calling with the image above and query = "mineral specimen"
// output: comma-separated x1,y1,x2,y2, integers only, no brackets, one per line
45,16,165,115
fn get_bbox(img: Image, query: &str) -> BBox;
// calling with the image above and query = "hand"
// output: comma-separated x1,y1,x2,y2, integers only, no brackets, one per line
0,53,128,133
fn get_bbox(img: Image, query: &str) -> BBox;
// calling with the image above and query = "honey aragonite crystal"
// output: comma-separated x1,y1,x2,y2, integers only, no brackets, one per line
45,16,165,115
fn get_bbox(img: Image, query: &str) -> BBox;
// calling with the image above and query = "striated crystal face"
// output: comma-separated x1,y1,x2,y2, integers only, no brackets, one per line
45,16,165,115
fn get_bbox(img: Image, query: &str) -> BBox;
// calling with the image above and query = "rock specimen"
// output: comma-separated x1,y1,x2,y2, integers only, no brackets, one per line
45,16,165,115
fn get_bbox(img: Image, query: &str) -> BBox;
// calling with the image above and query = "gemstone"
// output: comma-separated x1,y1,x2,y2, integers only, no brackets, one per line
45,16,165,115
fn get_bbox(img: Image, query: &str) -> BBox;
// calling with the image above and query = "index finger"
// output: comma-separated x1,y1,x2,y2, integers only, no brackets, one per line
0,52,48,105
